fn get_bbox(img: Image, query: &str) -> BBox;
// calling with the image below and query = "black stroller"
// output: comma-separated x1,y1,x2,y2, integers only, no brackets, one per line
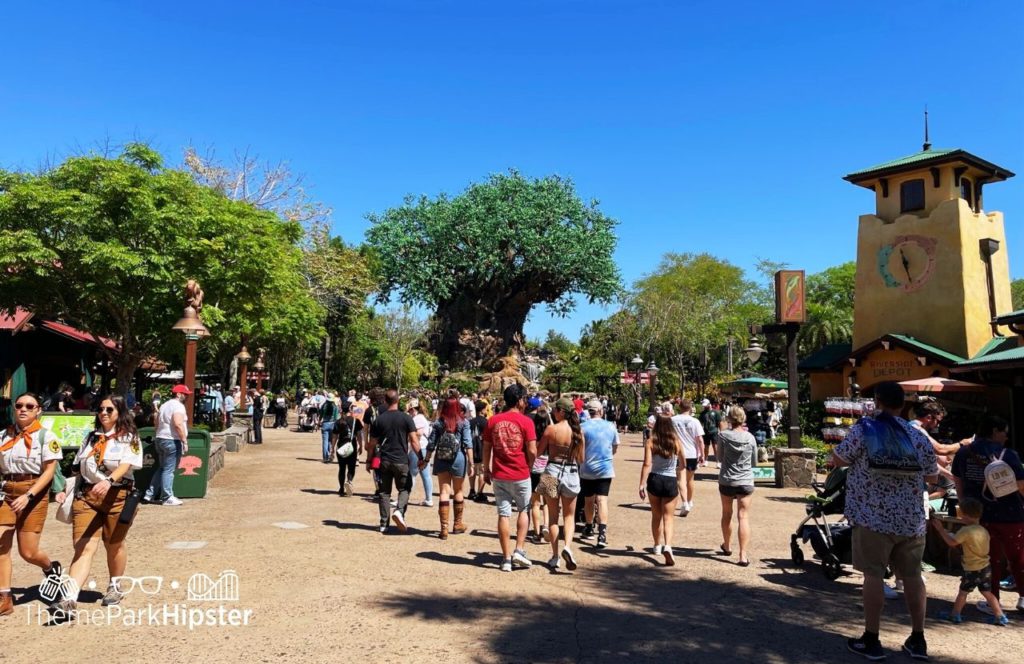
790,466,851,580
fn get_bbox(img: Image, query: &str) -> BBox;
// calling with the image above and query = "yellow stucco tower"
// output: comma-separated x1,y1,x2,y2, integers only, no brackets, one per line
845,144,1015,359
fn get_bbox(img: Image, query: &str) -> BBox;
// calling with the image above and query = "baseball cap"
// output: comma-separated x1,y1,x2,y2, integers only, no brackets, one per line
586,399,603,411
660,401,674,415
528,396,542,409
701,398,711,408
555,397,575,413
171,384,192,395
407,398,420,409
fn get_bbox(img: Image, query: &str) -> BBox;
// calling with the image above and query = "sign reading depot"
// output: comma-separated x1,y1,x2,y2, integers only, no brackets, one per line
29,569,253,629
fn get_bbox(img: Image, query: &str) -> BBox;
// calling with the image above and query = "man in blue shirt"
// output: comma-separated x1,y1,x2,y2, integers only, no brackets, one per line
580,399,620,548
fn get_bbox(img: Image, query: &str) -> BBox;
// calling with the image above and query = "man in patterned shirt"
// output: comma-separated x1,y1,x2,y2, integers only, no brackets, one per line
831,381,937,662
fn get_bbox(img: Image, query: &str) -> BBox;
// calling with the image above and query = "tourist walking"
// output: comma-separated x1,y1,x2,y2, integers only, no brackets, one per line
528,400,552,542
319,394,338,462
717,406,758,567
274,392,289,428
143,384,190,506
424,397,472,539
251,389,265,444
580,399,619,549
831,381,937,661
482,384,537,572
670,399,705,516
336,405,362,496
536,397,583,571
406,399,434,506
366,390,421,533
699,399,722,467
0,392,62,616
224,388,236,427
468,400,489,503
951,414,1024,615
51,395,144,614
638,413,685,566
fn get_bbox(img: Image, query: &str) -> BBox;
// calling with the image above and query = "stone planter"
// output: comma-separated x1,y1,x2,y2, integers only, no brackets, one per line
774,448,817,488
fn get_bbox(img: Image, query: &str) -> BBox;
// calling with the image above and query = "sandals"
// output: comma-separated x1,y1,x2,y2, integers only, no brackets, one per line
738,559,751,567
717,545,733,556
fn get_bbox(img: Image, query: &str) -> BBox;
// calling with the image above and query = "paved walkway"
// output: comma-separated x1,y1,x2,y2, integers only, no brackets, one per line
3,424,1017,662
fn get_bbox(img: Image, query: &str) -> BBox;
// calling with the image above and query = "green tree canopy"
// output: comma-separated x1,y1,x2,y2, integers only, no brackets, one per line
365,170,621,368
1012,278,1024,311
0,144,322,392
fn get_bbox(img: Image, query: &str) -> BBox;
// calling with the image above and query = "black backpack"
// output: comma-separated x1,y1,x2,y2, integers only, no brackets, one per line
434,423,460,462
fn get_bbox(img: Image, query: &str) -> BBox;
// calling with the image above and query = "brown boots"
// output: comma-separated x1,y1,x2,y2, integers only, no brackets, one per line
438,502,450,540
438,500,468,538
452,500,467,534
0,591,13,616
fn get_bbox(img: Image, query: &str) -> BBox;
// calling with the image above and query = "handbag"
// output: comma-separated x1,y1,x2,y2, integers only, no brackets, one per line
56,476,77,524
536,438,578,499
338,442,355,458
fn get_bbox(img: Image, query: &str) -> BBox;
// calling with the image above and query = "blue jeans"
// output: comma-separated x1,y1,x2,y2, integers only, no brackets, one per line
145,438,181,501
321,421,335,461
407,450,432,501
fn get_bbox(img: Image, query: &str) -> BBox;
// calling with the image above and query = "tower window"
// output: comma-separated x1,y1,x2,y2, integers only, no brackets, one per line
960,178,974,211
900,179,925,213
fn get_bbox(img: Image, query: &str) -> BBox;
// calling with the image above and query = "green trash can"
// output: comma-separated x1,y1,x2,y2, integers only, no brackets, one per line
136,427,211,499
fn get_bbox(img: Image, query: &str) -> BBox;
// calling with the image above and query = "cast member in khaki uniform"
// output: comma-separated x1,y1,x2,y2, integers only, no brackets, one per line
0,392,62,615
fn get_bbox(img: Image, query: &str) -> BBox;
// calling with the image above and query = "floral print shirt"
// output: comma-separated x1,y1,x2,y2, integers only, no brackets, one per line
835,415,938,537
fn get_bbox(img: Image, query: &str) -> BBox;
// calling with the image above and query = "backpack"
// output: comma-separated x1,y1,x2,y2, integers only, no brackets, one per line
434,424,460,462
980,449,1019,500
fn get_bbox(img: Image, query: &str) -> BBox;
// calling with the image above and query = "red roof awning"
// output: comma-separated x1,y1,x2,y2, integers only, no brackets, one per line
0,308,34,333
39,320,119,351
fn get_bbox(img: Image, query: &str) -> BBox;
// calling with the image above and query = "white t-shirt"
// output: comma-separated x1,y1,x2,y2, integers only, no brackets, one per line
156,398,188,440
412,413,431,441
75,429,144,482
0,425,63,474
671,413,705,459
459,397,476,419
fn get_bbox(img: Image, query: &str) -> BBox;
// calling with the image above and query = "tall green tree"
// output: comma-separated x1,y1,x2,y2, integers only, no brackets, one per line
0,144,321,393
800,262,856,352
1012,278,1024,311
366,170,621,368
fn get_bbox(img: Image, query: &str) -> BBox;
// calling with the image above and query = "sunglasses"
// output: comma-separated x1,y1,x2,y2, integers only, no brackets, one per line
99,407,118,414
14,402,38,411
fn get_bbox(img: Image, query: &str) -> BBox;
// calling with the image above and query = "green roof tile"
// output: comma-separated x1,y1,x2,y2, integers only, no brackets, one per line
957,345,1024,367
972,337,1019,359
798,343,852,371
887,334,965,364
846,148,958,178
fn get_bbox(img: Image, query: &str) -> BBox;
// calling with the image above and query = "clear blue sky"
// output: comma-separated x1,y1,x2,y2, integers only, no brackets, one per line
3,1,1022,341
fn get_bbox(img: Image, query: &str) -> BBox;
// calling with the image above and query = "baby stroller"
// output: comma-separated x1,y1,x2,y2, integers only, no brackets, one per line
790,466,851,580
298,404,319,432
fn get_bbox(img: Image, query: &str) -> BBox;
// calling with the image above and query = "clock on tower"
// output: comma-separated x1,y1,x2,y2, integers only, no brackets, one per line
844,143,1014,359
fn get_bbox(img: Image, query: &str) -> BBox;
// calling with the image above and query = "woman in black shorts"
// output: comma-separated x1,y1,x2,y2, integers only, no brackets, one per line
638,414,686,566
717,406,757,566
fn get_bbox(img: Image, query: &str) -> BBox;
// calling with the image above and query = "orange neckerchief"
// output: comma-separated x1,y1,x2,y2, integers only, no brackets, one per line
1,420,42,454
92,433,110,466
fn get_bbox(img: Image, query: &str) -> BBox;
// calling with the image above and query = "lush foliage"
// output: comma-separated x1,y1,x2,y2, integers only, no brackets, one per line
1013,278,1024,311
0,144,322,392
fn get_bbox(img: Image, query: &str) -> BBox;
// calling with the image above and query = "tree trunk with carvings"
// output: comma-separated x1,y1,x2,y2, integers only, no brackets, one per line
431,286,534,370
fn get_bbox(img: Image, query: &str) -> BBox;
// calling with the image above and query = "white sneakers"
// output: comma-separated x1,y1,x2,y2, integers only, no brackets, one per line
391,510,407,532
547,555,560,570
163,497,183,506
678,502,693,517
561,547,578,571
653,544,663,555
511,549,532,569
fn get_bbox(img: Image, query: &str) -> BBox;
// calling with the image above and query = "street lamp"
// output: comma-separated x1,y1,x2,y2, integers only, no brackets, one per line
646,361,659,414
630,354,644,416
743,338,766,364
253,348,266,391
171,282,210,422
236,341,252,399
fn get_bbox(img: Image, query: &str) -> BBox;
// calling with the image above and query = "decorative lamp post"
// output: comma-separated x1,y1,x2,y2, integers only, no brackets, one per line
646,361,659,414
171,280,210,422
236,342,252,399
630,354,643,416
253,348,266,392
743,338,766,364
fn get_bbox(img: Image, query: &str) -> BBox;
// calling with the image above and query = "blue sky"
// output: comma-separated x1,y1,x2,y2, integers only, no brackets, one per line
2,1,1022,341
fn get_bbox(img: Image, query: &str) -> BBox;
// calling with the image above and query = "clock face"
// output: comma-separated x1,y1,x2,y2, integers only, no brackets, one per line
876,235,938,292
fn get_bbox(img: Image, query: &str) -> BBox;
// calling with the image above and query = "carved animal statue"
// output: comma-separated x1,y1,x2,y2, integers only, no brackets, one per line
185,280,205,312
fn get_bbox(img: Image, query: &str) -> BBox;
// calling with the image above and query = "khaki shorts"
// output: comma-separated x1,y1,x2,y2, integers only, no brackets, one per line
852,526,925,579
0,479,49,533
72,486,132,544
473,463,484,475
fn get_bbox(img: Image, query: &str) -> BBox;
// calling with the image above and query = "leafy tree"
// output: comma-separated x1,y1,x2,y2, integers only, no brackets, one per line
0,144,320,393
366,171,621,368
1012,278,1024,311
379,307,428,389
800,262,855,352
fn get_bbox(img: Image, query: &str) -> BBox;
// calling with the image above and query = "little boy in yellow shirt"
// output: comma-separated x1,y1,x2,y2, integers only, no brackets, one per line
929,497,1009,625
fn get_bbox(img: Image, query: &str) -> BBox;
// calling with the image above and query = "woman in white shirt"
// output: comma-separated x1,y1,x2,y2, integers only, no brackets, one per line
51,395,143,614
0,391,62,616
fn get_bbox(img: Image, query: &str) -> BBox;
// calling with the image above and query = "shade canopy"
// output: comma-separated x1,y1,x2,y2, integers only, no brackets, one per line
898,377,986,393
721,377,789,390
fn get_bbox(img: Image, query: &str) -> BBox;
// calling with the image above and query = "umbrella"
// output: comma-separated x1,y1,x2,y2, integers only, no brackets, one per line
899,377,986,393
723,377,789,390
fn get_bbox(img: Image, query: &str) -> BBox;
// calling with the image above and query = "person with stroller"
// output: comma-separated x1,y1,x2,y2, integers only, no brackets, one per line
830,381,937,661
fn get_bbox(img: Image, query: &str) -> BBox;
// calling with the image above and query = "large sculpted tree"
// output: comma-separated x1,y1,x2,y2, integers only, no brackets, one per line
366,171,620,368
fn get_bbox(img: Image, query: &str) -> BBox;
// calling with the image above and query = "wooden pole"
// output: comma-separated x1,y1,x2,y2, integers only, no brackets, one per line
184,335,197,422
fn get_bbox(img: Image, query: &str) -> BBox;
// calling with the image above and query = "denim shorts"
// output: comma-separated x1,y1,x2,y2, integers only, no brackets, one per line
493,479,531,517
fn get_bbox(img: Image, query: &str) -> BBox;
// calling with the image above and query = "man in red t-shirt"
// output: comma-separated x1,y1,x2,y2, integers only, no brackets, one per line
572,396,584,416
483,384,538,572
